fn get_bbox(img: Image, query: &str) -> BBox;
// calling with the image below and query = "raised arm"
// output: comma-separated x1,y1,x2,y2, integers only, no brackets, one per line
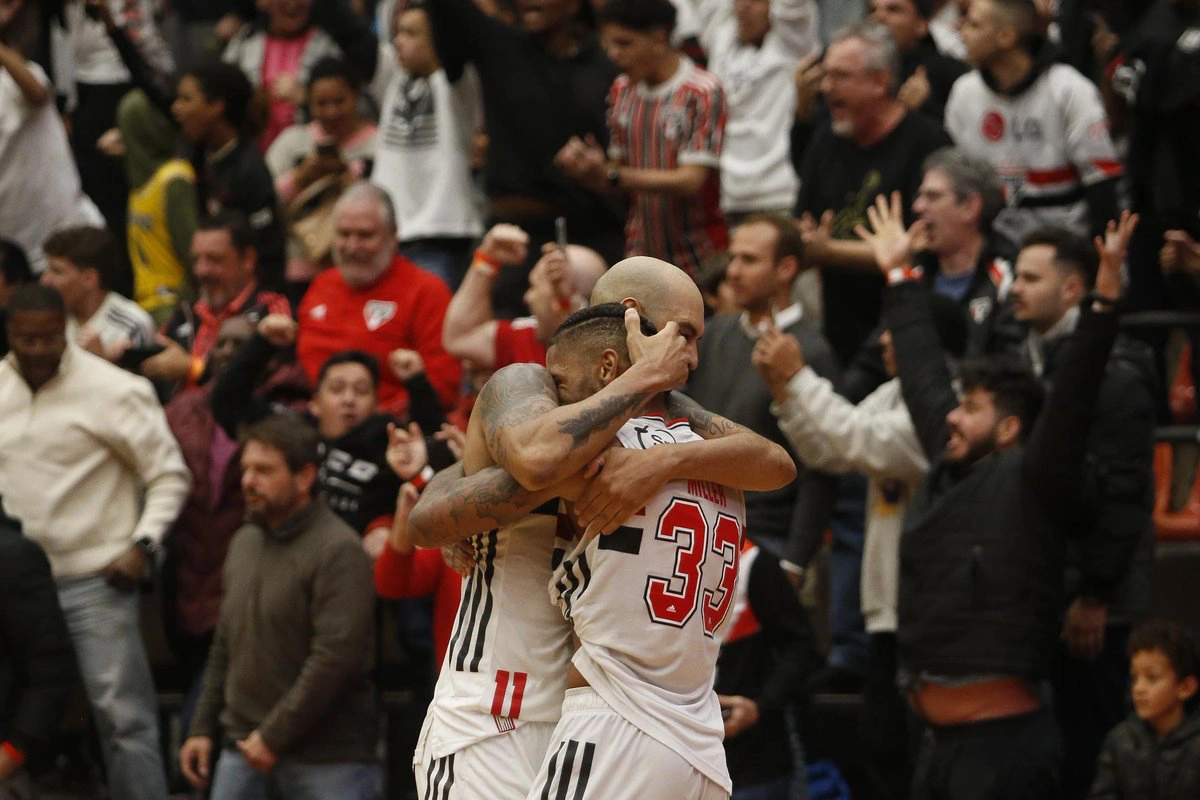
442,225,529,368
858,192,958,460
477,313,689,490
1024,213,1133,515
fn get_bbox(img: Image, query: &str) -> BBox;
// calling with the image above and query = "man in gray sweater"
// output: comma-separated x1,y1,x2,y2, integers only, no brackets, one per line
179,414,379,799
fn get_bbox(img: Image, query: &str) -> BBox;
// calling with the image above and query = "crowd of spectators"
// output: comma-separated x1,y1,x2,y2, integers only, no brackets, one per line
1,0,1199,798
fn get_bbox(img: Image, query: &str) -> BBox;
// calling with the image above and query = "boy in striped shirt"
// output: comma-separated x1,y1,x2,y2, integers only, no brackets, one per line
556,0,728,279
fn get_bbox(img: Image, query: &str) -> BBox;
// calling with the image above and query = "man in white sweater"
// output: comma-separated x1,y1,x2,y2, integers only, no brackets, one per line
753,290,967,798
0,284,190,800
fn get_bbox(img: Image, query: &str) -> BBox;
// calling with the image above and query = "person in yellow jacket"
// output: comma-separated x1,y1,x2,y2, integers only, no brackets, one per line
119,89,198,323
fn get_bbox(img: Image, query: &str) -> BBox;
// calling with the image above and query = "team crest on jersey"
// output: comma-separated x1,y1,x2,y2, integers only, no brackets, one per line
635,424,678,449
969,296,993,324
659,107,689,142
309,304,327,320
363,300,397,331
981,111,1005,142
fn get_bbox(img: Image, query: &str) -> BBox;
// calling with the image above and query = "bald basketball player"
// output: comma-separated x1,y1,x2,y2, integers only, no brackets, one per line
408,258,795,799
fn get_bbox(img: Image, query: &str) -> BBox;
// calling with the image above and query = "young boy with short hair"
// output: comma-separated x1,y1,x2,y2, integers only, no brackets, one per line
1088,619,1200,799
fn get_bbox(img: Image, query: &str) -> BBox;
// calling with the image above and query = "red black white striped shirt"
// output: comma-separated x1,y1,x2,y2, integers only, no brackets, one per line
607,58,729,277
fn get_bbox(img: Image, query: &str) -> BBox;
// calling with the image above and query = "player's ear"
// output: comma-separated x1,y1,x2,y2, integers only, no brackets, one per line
597,348,622,384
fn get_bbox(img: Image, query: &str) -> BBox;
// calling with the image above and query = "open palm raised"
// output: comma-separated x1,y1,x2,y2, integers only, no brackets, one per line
854,191,929,273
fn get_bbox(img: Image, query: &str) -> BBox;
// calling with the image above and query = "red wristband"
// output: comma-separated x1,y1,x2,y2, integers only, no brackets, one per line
410,464,435,491
2,741,26,765
472,249,500,277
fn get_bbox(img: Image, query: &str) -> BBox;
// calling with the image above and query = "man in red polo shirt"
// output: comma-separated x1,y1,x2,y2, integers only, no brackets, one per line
297,183,461,413
442,223,609,370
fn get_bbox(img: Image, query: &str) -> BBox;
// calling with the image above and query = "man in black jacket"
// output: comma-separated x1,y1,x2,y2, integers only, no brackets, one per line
1007,226,1157,800
211,314,455,546
857,192,1136,800
868,0,968,122
0,500,75,798
426,0,625,315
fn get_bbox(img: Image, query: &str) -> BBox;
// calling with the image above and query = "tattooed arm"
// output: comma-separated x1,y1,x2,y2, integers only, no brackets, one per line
571,392,797,534
659,391,797,490
478,355,677,491
407,462,584,548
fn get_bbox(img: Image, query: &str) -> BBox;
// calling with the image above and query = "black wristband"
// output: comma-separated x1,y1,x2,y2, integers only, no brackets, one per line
1088,291,1119,308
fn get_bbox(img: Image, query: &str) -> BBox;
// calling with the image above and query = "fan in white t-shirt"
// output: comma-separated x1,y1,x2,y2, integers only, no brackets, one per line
371,4,484,288
0,48,105,273
40,226,155,362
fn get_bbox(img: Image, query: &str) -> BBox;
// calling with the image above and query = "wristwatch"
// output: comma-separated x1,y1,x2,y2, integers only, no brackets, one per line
134,537,160,561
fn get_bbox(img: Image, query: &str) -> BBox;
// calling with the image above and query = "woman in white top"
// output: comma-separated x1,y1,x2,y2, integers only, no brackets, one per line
266,57,378,284
372,3,484,289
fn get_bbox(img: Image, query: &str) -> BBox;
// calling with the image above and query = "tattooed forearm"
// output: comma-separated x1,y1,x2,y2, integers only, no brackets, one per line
556,391,651,449
409,463,545,546
667,391,744,439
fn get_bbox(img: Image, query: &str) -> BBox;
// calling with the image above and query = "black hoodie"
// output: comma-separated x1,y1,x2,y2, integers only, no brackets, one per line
1090,706,1200,799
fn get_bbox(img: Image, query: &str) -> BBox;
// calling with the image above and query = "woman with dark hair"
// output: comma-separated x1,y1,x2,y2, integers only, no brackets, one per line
172,61,288,292
266,57,377,283
222,0,377,149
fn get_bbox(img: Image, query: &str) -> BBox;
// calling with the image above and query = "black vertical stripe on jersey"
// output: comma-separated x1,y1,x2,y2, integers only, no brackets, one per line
425,754,453,800
423,757,438,800
561,561,582,619
467,530,499,672
448,532,485,671
555,740,581,800
540,741,567,800
572,742,596,800
576,553,592,600
441,753,455,800
453,530,496,672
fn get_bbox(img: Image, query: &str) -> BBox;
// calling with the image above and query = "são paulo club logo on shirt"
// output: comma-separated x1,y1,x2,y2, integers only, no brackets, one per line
634,424,678,449
363,300,397,331
982,111,1005,142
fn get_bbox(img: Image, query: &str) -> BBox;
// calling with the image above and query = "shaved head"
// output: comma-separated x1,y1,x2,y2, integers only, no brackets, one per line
564,244,608,300
590,256,705,370
591,256,700,328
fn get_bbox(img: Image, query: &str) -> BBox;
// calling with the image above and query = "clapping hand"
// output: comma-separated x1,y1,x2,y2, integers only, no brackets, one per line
751,320,806,403
854,192,926,273
1093,210,1138,302
386,422,428,480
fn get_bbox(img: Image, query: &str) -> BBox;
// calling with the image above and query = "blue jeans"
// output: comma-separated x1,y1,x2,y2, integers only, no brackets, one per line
827,473,869,675
210,748,380,800
56,575,168,800
734,777,793,800
399,238,475,290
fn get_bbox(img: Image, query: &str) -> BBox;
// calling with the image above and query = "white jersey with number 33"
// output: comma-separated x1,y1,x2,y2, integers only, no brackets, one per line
551,413,746,793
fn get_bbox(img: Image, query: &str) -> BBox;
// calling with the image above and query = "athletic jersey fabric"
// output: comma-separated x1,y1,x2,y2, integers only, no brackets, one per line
607,57,728,277
422,499,571,760
128,159,194,314
494,317,546,368
551,413,746,793
945,62,1122,244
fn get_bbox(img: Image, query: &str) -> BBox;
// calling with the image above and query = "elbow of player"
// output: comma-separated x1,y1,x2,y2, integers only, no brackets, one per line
765,443,799,490
508,459,559,493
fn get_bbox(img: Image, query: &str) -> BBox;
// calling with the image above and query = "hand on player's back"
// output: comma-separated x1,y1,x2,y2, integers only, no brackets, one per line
624,308,689,393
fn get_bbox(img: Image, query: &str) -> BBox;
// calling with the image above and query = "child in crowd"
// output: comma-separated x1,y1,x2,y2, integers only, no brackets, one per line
1089,619,1200,799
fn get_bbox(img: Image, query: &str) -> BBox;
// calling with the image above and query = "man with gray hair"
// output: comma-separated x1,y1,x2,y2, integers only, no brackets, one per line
912,147,1023,355
792,20,952,367
296,182,461,412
